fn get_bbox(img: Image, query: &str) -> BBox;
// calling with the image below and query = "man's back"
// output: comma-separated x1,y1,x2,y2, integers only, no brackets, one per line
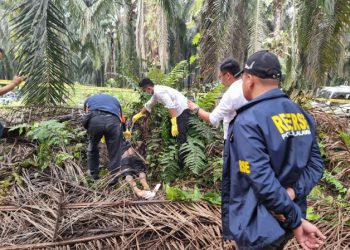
222,88,323,248
85,93,121,118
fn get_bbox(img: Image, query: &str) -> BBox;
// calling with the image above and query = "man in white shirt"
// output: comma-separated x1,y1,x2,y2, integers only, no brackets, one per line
132,78,190,168
188,58,247,141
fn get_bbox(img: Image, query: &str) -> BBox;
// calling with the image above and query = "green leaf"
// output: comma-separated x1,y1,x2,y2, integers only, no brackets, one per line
203,192,222,205
192,32,201,45
306,207,321,221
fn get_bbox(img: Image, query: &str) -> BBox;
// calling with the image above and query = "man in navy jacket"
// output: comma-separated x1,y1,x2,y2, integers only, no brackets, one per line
222,51,326,250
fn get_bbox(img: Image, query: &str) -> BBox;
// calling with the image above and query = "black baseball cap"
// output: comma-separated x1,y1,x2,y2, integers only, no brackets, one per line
239,50,282,80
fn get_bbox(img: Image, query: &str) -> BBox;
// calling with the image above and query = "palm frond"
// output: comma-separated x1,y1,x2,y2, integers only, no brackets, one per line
10,0,73,105
297,0,350,89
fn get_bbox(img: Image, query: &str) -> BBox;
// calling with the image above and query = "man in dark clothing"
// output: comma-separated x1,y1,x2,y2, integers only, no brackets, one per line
119,140,157,199
84,93,125,183
222,51,325,250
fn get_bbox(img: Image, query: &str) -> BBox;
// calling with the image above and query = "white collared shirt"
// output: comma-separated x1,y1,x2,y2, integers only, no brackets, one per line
209,79,247,139
144,85,188,117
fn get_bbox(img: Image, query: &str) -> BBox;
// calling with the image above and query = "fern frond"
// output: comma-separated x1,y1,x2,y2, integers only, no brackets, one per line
163,60,189,86
188,116,216,142
180,136,206,175
196,84,224,111
159,145,180,182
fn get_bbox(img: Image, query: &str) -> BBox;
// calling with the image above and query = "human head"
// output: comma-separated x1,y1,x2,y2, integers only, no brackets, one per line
0,48,4,60
218,58,241,87
139,78,155,94
241,50,281,101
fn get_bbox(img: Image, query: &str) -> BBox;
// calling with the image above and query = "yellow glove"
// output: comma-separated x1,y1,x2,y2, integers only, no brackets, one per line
101,136,106,143
132,112,146,123
123,130,132,139
170,117,179,137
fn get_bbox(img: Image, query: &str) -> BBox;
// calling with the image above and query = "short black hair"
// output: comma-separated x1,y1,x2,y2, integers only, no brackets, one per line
139,78,154,88
219,58,241,77
0,48,3,54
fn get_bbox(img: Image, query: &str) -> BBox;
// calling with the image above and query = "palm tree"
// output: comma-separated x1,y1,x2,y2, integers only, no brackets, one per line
285,0,350,90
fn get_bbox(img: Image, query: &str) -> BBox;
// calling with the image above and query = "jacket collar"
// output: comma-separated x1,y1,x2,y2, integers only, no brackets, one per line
237,88,288,114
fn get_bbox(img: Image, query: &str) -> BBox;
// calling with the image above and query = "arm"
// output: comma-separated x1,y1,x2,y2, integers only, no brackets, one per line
188,100,210,123
144,95,157,113
0,76,23,95
168,108,177,118
292,138,323,199
235,123,302,229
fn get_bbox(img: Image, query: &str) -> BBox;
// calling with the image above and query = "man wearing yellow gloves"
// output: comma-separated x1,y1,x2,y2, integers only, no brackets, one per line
83,93,130,185
132,78,190,168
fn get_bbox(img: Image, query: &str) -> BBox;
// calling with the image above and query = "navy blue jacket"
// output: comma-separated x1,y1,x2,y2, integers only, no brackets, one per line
84,94,122,120
222,88,323,249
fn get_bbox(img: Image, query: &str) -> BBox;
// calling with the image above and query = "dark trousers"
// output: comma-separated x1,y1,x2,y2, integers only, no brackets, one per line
262,231,293,250
87,114,122,179
176,109,190,168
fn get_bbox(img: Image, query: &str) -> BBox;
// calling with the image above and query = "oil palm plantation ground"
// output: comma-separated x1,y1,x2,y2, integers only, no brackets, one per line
0,0,349,104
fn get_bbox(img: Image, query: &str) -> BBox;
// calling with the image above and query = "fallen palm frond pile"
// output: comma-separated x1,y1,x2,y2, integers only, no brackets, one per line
0,106,83,126
0,168,232,250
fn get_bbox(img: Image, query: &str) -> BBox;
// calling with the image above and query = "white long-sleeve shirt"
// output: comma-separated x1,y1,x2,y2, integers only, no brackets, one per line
144,85,188,117
209,79,247,139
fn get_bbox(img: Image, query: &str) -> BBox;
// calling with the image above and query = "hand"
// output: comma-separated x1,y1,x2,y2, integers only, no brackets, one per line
12,75,23,87
132,112,146,123
123,130,132,139
293,219,326,250
271,187,296,222
170,117,179,137
287,187,296,200
188,100,199,111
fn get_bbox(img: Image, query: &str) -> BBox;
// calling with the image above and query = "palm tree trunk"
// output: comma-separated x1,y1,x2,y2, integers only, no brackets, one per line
157,6,169,72
136,0,147,73
198,0,220,85
273,0,283,35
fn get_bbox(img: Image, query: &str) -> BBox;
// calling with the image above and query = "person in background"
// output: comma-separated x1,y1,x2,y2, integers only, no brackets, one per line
188,58,247,141
0,48,23,96
222,50,325,250
83,93,129,186
132,78,189,168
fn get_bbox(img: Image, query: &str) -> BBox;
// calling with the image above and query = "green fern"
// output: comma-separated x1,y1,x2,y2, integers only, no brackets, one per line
180,136,206,175
163,60,188,86
196,84,224,111
148,60,189,87
322,170,347,195
159,145,180,182
188,116,215,142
